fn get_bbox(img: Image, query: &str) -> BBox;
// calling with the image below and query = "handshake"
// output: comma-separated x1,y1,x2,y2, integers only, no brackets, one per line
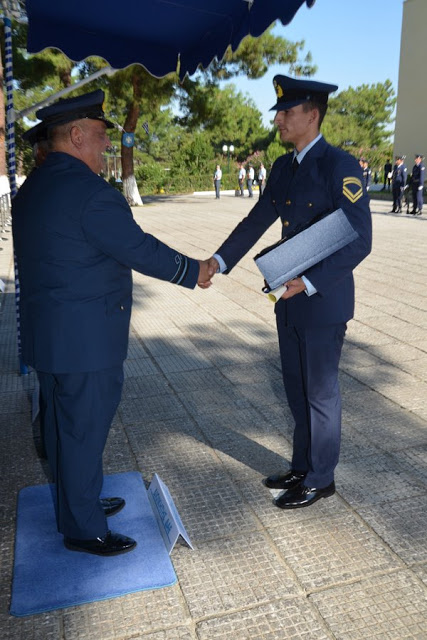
196,256,306,299
197,257,220,289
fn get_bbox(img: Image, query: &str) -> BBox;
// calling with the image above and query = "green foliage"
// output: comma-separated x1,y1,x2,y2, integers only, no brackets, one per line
2,20,396,196
204,26,317,80
324,81,395,150
177,82,268,159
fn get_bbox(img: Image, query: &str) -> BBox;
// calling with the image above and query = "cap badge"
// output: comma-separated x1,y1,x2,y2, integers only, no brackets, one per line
273,80,284,99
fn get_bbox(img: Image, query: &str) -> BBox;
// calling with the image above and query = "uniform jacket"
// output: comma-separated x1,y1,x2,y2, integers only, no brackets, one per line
392,163,407,188
216,136,372,327
12,152,199,373
362,166,372,190
412,162,425,186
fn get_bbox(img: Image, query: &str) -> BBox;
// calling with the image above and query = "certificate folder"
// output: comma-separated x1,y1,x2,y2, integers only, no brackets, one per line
254,208,358,290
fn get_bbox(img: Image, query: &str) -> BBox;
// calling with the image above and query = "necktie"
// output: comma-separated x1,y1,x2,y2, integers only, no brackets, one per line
292,156,299,175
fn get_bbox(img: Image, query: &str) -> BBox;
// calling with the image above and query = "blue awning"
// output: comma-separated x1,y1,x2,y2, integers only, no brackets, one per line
26,0,315,77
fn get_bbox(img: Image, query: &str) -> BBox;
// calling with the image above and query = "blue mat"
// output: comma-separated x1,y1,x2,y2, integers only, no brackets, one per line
10,472,177,617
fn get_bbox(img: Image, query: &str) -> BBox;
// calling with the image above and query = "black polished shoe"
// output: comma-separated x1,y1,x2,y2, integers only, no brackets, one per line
64,530,137,556
100,497,125,517
274,482,335,509
263,470,306,490
416,210,423,215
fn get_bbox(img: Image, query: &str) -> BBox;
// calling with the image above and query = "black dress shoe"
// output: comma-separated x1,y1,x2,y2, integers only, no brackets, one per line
100,496,125,517
274,482,335,509
263,470,306,490
64,530,137,556
417,210,423,215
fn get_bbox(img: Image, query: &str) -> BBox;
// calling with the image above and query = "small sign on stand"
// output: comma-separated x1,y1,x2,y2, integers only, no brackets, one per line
148,473,193,554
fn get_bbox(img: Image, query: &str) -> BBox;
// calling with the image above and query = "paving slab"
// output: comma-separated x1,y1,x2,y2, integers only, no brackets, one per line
1,196,427,639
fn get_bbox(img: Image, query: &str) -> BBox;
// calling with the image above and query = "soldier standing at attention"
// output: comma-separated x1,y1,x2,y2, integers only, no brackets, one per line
391,156,407,213
411,154,425,215
238,163,246,196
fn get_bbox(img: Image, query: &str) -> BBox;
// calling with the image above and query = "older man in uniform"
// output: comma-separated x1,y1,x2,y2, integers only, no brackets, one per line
202,75,372,509
411,154,425,215
13,90,214,555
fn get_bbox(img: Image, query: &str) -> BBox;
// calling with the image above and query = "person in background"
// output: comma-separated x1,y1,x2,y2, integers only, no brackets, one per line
382,159,393,191
238,163,246,196
361,159,371,192
13,90,215,557
247,164,254,198
213,164,222,199
391,155,407,213
200,75,372,510
410,154,425,215
258,163,267,196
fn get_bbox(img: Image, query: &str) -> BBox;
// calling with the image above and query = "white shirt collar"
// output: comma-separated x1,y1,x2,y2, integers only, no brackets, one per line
293,133,323,164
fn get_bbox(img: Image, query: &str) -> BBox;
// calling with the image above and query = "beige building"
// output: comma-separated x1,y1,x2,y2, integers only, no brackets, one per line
394,0,427,165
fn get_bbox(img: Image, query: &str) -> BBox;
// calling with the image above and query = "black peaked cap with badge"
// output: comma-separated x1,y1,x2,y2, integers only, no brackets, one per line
34,89,114,131
270,75,338,112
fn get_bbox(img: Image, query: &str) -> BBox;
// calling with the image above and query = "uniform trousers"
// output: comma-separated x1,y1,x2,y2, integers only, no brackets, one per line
37,366,124,539
412,184,423,211
275,320,346,488
392,185,403,211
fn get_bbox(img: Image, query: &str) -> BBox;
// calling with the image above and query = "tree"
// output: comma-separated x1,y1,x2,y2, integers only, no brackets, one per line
105,65,177,205
324,80,395,151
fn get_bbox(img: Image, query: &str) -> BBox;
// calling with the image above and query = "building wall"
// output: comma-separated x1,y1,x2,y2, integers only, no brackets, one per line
394,0,427,167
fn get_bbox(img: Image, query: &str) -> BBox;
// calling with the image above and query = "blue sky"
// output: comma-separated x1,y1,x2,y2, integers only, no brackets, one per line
223,0,404,127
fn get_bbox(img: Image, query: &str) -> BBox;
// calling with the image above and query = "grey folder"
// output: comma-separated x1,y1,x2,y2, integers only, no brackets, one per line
254,208,359,290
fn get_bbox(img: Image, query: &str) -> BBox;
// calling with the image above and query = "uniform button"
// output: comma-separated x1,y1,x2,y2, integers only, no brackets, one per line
283,220,290,227
307,202,313,207
272,199,276,204
120,305,124,311
285,199,291,205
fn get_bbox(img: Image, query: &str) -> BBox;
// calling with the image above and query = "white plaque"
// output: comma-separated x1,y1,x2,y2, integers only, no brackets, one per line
148,473,193,554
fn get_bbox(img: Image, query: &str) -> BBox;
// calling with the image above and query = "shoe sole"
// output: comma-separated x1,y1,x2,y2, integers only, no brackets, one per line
263,478,304,490
64,541,137,556
103,503,125,517
274,489,335,510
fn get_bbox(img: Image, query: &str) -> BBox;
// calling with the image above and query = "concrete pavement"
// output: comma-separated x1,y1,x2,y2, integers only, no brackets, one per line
1,194,427,639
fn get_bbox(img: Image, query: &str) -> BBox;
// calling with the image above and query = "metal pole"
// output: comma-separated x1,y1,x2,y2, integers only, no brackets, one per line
4,14,28,374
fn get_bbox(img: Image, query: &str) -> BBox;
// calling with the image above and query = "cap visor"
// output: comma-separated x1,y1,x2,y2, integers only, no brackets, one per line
269,98,307,112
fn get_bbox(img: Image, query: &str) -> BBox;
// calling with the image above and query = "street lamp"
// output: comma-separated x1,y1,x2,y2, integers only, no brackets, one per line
222,144,234,173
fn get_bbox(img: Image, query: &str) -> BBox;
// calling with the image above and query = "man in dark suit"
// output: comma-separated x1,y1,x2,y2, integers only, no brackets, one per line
13,90,214,555
411,154,425,215
382,159,392,191
201,75,372,509
391,156,407,213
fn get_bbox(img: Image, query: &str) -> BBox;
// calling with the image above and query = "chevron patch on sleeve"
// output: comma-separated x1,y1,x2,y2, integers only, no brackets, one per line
343,177,363,203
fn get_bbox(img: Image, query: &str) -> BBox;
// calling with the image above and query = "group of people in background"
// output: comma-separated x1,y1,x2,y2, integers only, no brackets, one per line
389,153,425,215
356,153,425,215
213,162,267,199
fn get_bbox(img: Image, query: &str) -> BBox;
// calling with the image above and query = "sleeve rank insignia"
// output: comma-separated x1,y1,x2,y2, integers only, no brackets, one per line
343,177,363,203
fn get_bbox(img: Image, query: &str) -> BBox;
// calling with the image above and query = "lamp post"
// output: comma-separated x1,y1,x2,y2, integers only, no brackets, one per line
222,144,234,173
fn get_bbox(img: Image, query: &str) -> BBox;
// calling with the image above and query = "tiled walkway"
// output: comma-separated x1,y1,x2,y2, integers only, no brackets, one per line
1,194,426,639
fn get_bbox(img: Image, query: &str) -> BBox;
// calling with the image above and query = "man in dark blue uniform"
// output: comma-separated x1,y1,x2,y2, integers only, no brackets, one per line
361,159,371,192
391,155,407,213
13,90,214,555
411,154,425,215
201,75,372,509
